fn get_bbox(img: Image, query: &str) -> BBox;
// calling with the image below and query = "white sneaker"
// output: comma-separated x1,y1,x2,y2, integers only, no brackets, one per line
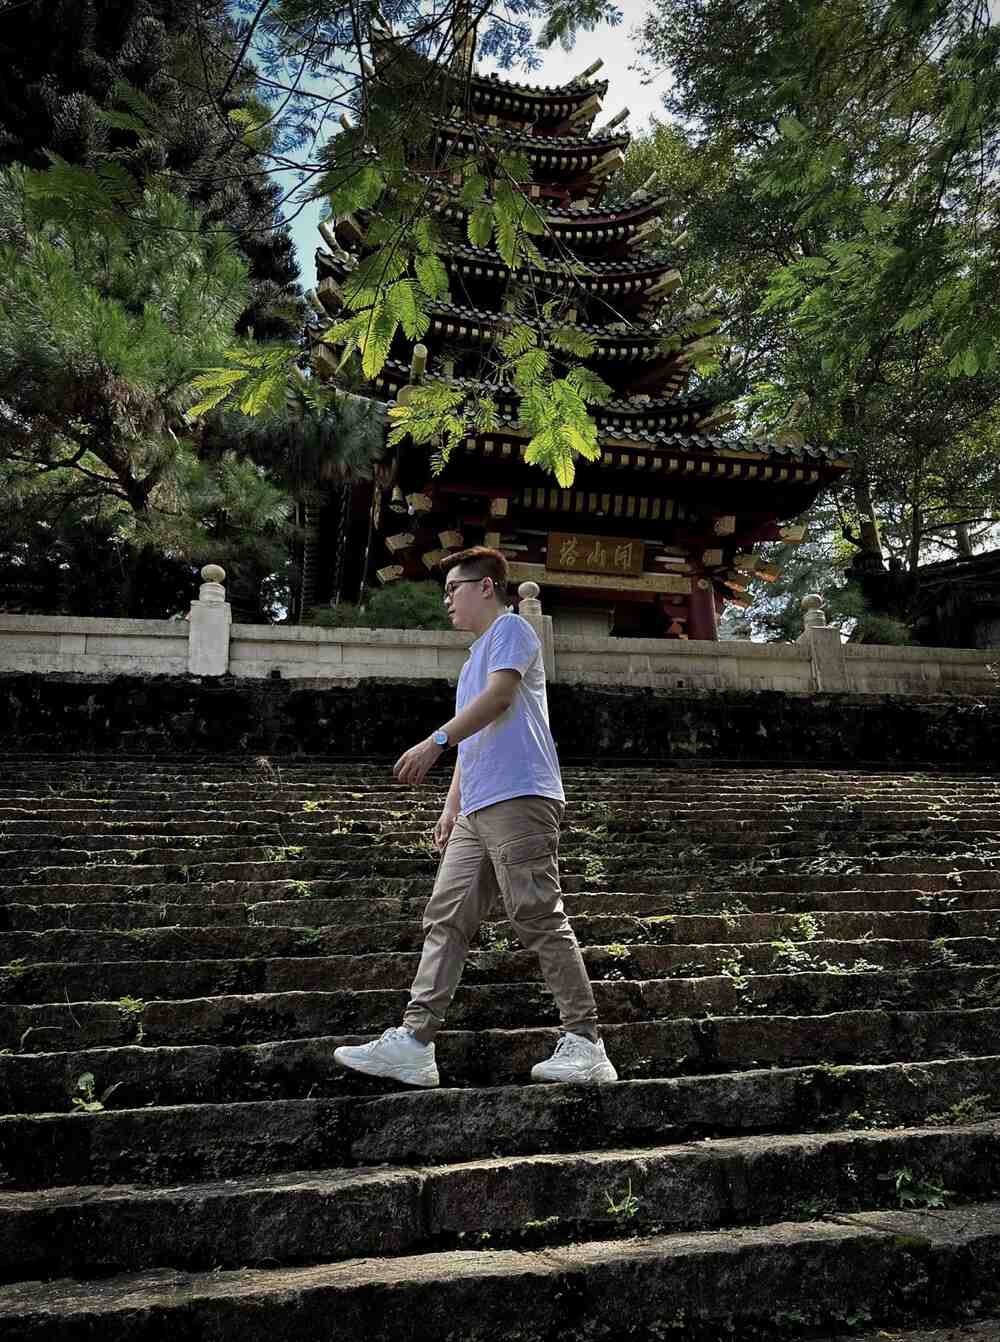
531,1033,618,1084
334,1027,440,1088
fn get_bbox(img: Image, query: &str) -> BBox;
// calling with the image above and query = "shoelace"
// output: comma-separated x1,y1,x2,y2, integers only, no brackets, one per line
363,1027,403,1053
554,1034,587,1056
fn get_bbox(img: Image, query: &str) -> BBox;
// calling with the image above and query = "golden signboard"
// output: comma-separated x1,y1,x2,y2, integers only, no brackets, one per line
545,532,645,578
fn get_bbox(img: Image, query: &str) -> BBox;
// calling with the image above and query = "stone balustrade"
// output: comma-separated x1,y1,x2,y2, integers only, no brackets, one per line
0,569,997,696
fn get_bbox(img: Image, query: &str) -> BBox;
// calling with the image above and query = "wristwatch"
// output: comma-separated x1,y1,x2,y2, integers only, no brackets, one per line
432,729,450,748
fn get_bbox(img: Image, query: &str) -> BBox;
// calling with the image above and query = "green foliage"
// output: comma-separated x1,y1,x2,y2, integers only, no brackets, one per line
632,3,1000,581
887,1167,954,1209
71,1071,122,1113
0,5,301,340
304,581,452,632
0,162,298,619
605,1179,641,1219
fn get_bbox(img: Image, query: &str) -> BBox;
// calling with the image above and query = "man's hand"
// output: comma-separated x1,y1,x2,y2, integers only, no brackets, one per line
433,809,458,851
393,736,444,786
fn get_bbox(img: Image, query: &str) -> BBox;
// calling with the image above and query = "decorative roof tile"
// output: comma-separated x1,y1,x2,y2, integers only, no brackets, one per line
436,116,629,154
471,71,610,100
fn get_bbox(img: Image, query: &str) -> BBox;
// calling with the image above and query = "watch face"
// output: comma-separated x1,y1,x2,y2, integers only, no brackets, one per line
434,731,448,746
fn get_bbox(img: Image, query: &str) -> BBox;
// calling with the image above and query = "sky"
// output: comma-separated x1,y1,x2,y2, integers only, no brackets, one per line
284,3,669,284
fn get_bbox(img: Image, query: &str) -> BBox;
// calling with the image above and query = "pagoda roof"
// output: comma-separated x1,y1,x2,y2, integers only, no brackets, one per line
318,244,680,311
363,356,847,466
422,300,685,361
371,33,609,113
431,183,668,242
436,116,629,157
452,432,847,486
320,243,676,285
470,70,610,103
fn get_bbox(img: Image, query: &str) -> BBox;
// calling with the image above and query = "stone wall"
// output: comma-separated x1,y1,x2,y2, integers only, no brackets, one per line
3,672,999,765
2,567,998,698
0,616,189,677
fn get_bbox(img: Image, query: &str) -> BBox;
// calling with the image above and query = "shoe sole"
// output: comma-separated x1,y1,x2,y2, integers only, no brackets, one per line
333,1050,440,1088
530,1065,618,1084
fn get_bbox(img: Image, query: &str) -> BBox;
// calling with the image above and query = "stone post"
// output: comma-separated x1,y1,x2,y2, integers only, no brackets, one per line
188,563,232,677
797,593,849,692
517,581,556,681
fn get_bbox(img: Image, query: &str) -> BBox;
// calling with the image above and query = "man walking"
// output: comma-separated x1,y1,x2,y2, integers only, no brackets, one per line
334,546,617,1088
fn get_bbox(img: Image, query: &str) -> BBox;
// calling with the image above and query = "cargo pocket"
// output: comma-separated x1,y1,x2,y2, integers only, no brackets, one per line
494,830,561,920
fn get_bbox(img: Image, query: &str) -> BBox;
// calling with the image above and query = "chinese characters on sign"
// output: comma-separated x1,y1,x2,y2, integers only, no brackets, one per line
546,532,646,578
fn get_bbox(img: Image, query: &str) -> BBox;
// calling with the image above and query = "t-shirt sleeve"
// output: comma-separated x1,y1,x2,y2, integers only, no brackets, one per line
487,615,539,677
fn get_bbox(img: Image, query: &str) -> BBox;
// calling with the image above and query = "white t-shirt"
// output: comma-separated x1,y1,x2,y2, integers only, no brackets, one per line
455,611,565,816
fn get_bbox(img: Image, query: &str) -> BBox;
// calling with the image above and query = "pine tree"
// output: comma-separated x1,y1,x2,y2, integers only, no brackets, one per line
0,0,301,339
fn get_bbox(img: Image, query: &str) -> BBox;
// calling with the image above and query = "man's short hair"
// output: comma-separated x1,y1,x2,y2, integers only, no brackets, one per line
440,545,509,593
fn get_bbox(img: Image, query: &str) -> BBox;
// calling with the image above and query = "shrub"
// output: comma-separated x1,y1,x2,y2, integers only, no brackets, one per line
304,580,451,631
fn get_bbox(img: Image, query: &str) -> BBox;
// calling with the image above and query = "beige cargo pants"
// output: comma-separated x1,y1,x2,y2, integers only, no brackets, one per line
403,795,600,1043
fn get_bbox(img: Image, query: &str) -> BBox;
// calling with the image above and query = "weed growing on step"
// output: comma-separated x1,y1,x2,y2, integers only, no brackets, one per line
582,854,607,883
769,937,820,973
718,899,750,932
769,937,884,976
71,1071,122,1113
844,1107,893,1129
605,1179,641,1220
790,912,820,942
795,853,863,877
479,924,512,954
826,956,885,974
928,938,961,968
925,1093,996,1125
0,958,29,991
116,996,146,1043
298,927,325,949
720,950,750,991
302,800,322,813
287,880,316,898
517,1216,561,1244
262,845,304,862
886,1167,954,1209
730,856,771,881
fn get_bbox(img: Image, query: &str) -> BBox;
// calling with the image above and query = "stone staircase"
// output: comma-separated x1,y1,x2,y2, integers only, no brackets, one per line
1,754,998,1340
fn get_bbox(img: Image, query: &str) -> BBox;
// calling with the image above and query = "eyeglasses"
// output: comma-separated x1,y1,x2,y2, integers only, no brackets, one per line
443,577,485,598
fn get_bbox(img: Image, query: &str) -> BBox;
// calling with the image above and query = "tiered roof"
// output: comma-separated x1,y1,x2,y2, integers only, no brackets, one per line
312,37,850,626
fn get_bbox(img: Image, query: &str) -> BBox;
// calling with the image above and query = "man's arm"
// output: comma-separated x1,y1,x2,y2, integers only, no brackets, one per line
393,670,519,785
433,758,462,850
438,670,518,746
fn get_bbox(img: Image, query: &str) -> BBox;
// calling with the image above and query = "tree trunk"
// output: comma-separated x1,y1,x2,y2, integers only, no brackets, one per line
850,467,886,574
955,523,973,558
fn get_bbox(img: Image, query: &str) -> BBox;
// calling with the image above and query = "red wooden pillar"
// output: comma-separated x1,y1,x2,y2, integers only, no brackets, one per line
687,575,719,642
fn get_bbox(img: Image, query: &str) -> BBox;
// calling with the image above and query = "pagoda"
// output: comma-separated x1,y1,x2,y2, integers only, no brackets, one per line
305,31,850,639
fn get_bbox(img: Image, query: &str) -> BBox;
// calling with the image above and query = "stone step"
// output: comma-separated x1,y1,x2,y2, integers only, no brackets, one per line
4,855,998,902
3,1054,997,1189
1,794,993,826
2,880,996,922
3,1008,998,1113
814,1324,1000,1342
1,1201,998,1341
4,831,997,873
7,827,999,873
1,1122,995,1282
2,917,995,971
4,770,998,794
3,788,998,812
2,898,996,945
5,964,998,1051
